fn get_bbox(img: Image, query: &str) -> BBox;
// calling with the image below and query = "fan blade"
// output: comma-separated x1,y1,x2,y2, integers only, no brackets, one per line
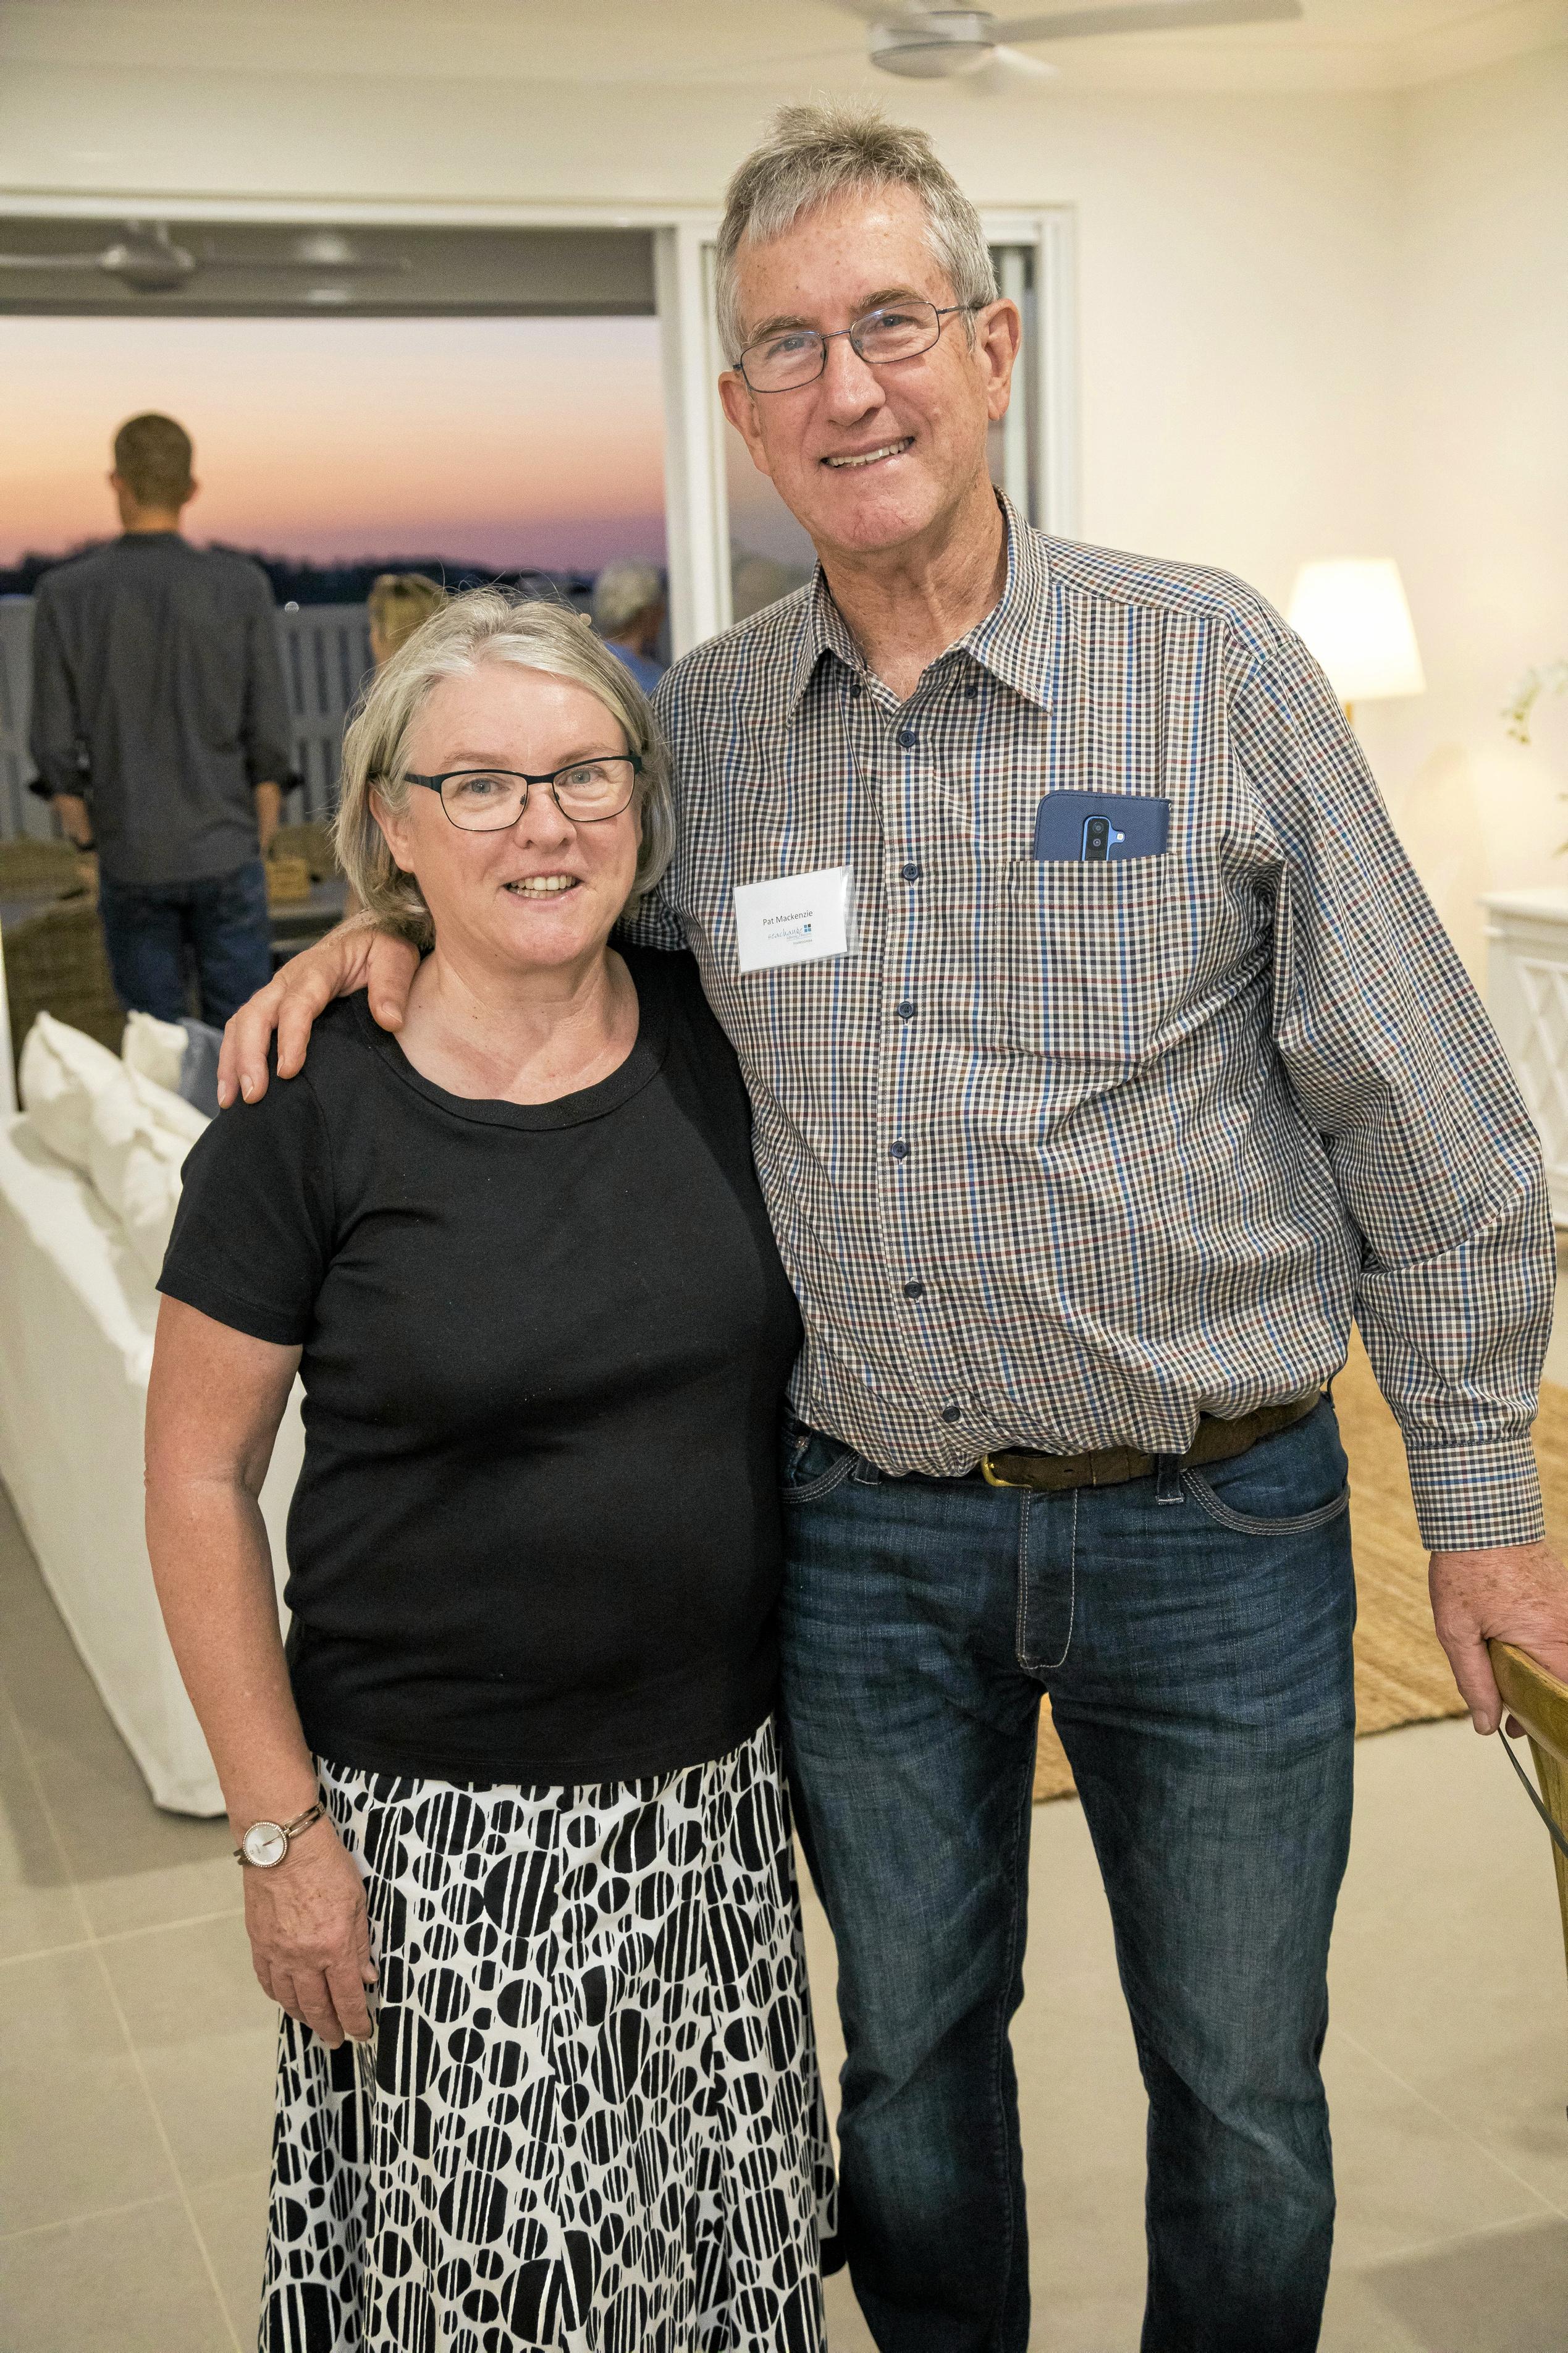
824,2,946,20
995,0,1301,42
985,43,1058,76
201,257,414,276
0,251,107,270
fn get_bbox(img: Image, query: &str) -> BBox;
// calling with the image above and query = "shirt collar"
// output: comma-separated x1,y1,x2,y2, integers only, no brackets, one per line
785,490,1053,718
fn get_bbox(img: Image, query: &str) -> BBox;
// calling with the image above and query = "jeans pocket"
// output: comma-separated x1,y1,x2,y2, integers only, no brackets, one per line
1181,1470,1351,1538
780,1422,858,1503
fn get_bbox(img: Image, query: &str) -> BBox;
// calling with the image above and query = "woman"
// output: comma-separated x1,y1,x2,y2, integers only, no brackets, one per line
145,592,835,2353
366,569,447,667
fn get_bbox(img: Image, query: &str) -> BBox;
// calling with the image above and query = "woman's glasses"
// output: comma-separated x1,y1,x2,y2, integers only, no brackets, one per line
403,756,641,831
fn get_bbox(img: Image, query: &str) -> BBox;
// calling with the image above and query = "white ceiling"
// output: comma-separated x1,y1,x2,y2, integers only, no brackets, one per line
2,0,1566,93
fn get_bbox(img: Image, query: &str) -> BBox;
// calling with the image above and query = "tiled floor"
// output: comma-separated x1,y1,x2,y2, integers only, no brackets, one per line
2,1481,1566,2351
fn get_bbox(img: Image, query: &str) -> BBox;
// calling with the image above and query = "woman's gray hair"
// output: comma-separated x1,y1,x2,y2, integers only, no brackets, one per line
334,589,676,942
715,102,998,368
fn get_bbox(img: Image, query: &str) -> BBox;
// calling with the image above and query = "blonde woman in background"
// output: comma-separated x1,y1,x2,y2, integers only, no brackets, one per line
366,570,446,667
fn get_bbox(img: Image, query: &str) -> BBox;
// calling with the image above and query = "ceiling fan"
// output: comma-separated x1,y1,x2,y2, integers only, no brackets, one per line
827,0,1303,90
0,222,409,296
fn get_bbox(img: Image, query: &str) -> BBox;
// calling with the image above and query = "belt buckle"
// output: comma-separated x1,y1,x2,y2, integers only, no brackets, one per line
980,1452,1030,1490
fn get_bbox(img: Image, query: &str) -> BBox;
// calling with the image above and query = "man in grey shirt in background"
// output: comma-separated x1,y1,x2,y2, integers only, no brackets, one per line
30,412,292,1027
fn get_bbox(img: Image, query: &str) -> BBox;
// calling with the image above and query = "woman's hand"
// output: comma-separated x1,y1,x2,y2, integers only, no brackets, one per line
243,1818,378,2048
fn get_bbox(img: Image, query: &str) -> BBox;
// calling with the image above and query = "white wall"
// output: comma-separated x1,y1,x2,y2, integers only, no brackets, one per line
4,34,1564,970
1368,45,1568,979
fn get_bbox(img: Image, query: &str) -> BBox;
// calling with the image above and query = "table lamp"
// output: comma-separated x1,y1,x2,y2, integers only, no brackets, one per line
1286,559,1425,723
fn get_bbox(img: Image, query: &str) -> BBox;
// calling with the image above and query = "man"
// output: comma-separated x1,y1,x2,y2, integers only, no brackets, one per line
591,556,667,691
30,412,291,1027
221,107,1568,2353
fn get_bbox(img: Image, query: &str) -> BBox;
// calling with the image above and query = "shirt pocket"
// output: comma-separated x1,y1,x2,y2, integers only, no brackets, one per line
979,853,1174,1068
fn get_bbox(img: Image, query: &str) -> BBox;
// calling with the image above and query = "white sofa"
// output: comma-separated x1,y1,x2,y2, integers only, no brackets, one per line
0,1018,302,1815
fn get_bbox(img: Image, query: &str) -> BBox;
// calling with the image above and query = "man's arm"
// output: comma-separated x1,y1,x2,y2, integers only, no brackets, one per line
254,781,282,856
216,918,419,1107
1231,620,1568,1730
30,590,90,832
53,792,93,848
242,578,295,808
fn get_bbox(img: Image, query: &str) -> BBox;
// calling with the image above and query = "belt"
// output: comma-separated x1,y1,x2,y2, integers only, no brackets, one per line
979,1390,1323,1494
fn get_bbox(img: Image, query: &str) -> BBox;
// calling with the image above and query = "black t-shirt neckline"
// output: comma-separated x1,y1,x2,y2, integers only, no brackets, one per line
352,946,672,1134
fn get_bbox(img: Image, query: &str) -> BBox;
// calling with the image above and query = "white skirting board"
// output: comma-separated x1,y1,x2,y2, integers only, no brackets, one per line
0,1111,302,1815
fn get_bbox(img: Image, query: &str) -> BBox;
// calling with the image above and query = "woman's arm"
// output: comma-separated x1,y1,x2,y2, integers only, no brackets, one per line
145,1296,376,2047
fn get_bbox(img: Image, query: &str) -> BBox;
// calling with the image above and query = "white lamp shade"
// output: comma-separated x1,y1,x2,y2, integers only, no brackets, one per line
1286,559,1425,704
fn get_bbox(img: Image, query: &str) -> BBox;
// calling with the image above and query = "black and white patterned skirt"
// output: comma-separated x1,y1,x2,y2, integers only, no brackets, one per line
260,1717,836,2352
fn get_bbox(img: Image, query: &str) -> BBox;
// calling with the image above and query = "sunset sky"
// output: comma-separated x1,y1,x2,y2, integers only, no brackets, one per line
0,315,667,571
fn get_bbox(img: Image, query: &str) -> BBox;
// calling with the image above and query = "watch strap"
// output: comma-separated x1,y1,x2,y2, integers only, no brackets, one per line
234,1799,326,1865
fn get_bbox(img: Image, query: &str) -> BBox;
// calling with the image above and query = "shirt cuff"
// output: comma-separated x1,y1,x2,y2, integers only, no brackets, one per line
1404,1435,1545,1553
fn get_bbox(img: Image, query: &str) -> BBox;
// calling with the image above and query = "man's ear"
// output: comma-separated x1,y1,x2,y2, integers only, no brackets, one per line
719,370,773,480
977,299,1023,425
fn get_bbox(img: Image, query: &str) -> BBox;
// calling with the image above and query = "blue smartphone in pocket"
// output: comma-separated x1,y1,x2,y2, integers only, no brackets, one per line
1032,792,1170,863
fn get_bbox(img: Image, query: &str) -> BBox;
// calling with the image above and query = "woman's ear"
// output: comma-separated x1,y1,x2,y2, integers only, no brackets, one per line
369,788,416,876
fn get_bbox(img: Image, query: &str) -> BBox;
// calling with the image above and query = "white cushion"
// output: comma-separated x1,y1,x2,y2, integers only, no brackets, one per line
17,1012,124,1171
122,1009,189,1097
88,1065,209,1282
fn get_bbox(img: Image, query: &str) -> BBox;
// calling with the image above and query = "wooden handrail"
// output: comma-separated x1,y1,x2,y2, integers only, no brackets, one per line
1491,1641,1568,1770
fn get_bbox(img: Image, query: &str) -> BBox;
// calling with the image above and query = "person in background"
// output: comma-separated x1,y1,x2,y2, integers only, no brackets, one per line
28,412,292,1028
592,558,667,691
366,568,446,667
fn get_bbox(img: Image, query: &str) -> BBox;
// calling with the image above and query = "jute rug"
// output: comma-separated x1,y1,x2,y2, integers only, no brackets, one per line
1032,1333,1568,1803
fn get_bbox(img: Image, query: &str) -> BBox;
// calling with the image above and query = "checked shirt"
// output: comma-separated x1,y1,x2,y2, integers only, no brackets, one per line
631,499,1552,1552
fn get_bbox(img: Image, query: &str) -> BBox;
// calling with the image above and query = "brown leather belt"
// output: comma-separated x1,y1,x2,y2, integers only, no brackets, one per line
979,1390,1323,1493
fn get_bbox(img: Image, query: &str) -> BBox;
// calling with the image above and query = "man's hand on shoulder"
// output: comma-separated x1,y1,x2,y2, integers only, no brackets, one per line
1429,1539,1568,1736
216,916,420,1108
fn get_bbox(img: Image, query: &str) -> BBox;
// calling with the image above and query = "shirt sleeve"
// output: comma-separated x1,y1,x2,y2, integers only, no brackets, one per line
158,1067,336,1345
1230,624,1554,1552
240,573,295,788
28,588,85,798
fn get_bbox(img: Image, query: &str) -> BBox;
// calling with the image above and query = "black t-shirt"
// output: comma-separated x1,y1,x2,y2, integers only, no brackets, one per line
158,948,802,1786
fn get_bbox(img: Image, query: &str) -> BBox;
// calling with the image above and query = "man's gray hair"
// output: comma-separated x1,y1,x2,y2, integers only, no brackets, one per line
335,589,675,940
715,102,998,368
592,560,663,639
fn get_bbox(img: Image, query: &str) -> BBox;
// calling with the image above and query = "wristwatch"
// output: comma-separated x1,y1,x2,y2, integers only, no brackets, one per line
234,1801,326,1869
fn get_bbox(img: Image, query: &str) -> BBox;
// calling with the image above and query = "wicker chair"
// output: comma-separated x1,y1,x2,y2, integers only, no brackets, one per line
269,820,339,881
4,896,124,1063
0,839,90,898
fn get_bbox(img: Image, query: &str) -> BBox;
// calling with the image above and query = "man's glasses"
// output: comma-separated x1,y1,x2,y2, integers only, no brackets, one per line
738,299,982,395
404,757,641,832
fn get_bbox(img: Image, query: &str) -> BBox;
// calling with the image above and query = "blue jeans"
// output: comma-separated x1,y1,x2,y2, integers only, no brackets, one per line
780,1399,1356,2353
97,858,272,1029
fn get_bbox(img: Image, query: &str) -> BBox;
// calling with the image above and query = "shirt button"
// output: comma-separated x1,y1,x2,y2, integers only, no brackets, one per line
964,680,980,700
897,727,918,750
941,1404,963,1423
901,862,922,883
889,1141,910,1162
895,1000,915,1020
848,680,862,698
903,1279,925,1301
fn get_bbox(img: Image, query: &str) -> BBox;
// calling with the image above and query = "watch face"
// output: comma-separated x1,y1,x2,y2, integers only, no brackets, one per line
243,1820,289,1868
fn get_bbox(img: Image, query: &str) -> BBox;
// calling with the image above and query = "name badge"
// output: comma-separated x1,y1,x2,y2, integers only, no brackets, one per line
733,865,859,974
